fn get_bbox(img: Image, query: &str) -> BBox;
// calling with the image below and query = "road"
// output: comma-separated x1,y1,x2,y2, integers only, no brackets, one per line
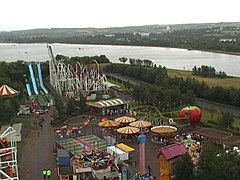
19,107,58,180
195,98,240,117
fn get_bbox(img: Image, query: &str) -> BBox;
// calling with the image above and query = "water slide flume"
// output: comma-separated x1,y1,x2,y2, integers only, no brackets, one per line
37,63,48,94
25,82,32,96
28,64,39,95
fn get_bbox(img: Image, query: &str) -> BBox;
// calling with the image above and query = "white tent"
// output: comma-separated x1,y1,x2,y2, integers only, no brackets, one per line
107,146,129,161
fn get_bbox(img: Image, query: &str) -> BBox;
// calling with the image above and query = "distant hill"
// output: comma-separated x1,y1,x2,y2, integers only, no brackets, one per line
1,22,240,54
1,22,240,37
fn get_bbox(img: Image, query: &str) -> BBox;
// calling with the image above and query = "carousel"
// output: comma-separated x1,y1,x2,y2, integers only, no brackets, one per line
0,85,19,98
98,119,120,129
117,126,140,139
115,116,136,124
151,125,178,144
129,120,152,133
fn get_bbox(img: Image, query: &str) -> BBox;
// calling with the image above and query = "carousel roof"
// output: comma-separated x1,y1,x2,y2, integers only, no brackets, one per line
151,125,177,134
0,85,19,98
98,119,120,128
129,120,152,128
115,116,136,124
117,126,140,134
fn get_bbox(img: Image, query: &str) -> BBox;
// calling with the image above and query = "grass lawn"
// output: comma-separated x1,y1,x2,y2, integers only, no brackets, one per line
233,117,240,129
201,108,240,129
167,69,240,88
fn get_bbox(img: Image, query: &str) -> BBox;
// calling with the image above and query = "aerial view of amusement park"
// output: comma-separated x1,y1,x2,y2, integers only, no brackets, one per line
1,1,240,180
0,41,240,180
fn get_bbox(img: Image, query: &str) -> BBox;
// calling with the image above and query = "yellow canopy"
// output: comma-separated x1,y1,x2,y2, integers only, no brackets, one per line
116,143,135,152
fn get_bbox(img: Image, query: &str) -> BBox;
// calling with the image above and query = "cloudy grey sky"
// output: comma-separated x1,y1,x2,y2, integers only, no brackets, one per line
1,0,239,31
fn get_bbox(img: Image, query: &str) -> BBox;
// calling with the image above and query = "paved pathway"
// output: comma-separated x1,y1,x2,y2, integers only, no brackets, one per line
19,107,58,180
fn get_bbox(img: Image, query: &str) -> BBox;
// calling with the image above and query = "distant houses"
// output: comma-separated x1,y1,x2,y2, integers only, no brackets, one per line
219,38,237,42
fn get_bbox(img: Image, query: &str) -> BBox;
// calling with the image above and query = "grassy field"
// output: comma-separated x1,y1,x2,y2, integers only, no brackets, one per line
167,68,240,88
100,63,240,88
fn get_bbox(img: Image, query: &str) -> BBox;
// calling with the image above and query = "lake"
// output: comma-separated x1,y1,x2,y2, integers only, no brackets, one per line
1,43,240,77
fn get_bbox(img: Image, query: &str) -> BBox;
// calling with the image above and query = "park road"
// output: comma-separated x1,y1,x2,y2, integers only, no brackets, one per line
19,107,58,180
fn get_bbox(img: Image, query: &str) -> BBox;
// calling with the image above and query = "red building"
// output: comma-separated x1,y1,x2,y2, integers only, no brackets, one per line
158,144,188,180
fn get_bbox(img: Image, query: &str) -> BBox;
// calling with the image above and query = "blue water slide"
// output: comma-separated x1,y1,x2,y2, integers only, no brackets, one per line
25,83,32,96
37,63,48,94
28,64,39,95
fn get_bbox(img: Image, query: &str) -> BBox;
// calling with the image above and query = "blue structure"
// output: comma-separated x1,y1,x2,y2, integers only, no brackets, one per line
37,63,48,94
28,64,39,95
137,134,147,143
25,83,32,96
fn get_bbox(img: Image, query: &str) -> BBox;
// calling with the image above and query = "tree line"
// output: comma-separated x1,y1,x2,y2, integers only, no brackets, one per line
1,26,240,54
56,54,110,64
119,57,154,67
192,65,227,78
104,63,240,108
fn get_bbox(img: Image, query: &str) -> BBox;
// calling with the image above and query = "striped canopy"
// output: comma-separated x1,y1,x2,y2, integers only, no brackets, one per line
115,116,136,124
129,120,152,128
117,126,140,134
98,119,120,128
0,85,19,98
87,98,125,108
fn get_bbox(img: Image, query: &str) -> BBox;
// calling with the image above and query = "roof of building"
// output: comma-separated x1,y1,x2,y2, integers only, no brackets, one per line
57,149,70,158
86,98,126,108
116,143,135,152
158,143,188,160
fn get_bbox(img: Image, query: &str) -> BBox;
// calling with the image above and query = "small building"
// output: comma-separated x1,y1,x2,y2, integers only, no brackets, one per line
56,149,73,180
158,143,188,180
107,146,129,161
57,149,70,167
86,98,128,115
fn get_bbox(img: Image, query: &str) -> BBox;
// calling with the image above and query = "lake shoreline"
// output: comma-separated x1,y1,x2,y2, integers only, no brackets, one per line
1,43,240,77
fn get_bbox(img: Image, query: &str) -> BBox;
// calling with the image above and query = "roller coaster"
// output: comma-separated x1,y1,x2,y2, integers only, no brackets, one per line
0,127,19,180
47,45,108,98
133,105,188,125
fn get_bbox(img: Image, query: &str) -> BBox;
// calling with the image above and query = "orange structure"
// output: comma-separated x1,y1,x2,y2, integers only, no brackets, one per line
157,143,188,180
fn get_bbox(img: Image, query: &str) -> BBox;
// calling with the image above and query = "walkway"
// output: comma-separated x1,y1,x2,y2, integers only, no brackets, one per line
19,107,58,180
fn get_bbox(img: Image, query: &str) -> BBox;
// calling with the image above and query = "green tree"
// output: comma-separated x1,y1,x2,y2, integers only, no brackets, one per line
118,57,128,63
173,153,195,180
218,111,234,128
66,98,77,116
197,141,223,180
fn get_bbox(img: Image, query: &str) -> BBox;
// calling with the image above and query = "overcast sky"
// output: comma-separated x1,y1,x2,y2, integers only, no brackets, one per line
1,0,239,31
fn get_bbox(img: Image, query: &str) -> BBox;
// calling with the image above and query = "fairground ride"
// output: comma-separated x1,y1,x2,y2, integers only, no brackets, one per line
47,45,108,98
133,105,188,125
0,127,19,180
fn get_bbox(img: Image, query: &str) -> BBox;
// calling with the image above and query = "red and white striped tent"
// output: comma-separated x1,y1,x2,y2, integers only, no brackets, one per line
0,85,19,98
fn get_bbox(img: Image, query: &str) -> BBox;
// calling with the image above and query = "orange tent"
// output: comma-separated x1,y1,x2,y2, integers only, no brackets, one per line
115,116,136,124
98,119,120,128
